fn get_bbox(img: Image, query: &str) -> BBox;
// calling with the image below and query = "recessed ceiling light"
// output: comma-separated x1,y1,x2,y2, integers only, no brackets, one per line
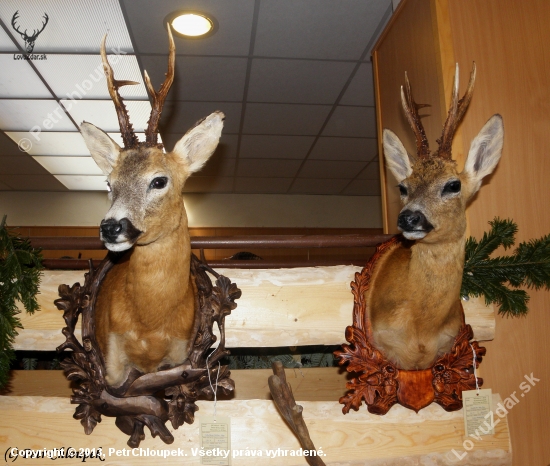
166,11,218,39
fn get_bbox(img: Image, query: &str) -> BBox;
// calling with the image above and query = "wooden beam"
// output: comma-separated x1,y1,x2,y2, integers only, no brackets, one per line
0,394,511,465
15,267,495,351
16,267,495,350
1,368,350,401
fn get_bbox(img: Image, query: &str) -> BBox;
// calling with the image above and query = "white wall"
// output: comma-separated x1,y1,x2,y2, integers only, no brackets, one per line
0,191,382,228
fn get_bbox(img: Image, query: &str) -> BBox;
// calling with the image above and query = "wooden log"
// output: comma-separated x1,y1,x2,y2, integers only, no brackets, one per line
1,368,350,401
15,267,495,351
0,394,511,465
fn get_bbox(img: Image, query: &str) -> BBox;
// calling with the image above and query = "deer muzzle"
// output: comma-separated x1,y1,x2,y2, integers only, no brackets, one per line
397,209,434,240
100,217,142,251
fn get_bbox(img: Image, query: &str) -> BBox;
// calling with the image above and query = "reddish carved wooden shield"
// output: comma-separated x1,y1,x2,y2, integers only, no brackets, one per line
334,237,486,414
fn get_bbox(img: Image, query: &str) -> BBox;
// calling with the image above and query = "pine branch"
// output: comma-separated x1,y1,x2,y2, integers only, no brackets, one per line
0,217,43,388
462,218,550,317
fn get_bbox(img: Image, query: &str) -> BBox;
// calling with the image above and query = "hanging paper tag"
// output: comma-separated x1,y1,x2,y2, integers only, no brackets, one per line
199,415,231,465
463,388,494,436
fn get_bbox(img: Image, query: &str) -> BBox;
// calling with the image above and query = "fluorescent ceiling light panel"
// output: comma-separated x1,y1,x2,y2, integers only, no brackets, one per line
33,55,148,99
0,27,18,52
6,131,163,158
6,131,90,155
0,0,133,53
62,100,152,132
0,55,51,98
0,100,77,132
33,156,103,175
54,175,108,191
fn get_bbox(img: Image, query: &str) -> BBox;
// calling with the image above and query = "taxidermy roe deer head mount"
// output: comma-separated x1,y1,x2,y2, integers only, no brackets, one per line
370,64,504,370
80,28,224,387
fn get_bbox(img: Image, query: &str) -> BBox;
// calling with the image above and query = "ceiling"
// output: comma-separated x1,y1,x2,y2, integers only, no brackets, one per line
0,0,393,195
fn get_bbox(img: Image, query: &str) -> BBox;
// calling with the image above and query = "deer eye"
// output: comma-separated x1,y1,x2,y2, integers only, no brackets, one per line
442,180,461,195
398,184,408,196
150,177,168,190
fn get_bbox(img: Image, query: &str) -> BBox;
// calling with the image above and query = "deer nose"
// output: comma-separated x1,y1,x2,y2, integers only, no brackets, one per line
397,209,433,232
100,218,123,242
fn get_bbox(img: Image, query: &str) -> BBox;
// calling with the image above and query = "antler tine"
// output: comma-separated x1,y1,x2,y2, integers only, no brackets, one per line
437,63,476,159
400,72,430,158
100,34,140,149
143,25,176,147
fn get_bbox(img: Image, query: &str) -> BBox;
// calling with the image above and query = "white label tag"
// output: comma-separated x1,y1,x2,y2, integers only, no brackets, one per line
199,415,231,465
463,388,494,436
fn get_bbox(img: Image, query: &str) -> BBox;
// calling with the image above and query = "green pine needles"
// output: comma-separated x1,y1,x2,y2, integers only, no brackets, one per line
461,217,550,316
0,215,43,388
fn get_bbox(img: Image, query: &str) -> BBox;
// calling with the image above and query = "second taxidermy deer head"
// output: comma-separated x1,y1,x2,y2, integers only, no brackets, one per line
370,64,504,370
80,28,224,387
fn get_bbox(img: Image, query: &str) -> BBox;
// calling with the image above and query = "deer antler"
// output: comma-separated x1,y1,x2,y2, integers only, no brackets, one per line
436,63,476,159
100,34,140,149
400,72,431,159
143,26,176,148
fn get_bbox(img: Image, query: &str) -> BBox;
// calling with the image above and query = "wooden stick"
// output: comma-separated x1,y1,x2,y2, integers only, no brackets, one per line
268,361,326,466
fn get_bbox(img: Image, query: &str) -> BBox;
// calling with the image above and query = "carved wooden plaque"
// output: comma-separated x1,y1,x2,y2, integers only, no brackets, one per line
334,236,485,414
55,254,241,447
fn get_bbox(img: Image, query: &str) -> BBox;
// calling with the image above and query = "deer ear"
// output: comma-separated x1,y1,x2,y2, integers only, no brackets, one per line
383,129,413,182
80,122,121,175
173,111,224,174
463,114,504,194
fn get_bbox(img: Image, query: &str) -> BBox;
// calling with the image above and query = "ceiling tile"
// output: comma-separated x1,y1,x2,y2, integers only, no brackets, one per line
0,0,133,53
160,101,242,135
0,27,17,52
0,99,77,132
62,99,151,132
0,154,50,174
0,131,24,156
343,179,381,196
339,63,375,107
0,55,51,98
243,103,331,135
121,0,255,55
234,177,292,194
33,156,103,175
34,55,147,99
322,106,377,138
0,174,67,190
289,178,349,195
254,0,392,60
248,59,355,104
141,56,247,102
237,159,301,178
198,154,236,177
55,175,107,190
357,161,381,180
240,135,314,159
310,137,378,161
182,176,233,193
298,160,366,179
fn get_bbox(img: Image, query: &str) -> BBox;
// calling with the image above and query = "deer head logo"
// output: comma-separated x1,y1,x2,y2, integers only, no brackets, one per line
11,11,49,54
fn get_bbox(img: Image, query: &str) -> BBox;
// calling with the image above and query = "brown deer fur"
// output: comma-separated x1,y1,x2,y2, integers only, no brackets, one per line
370,65,504,370
81,113,224,386
79,29,224,386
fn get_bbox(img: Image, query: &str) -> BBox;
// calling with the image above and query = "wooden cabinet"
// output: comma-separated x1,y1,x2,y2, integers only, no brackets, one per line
373,1,550,464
